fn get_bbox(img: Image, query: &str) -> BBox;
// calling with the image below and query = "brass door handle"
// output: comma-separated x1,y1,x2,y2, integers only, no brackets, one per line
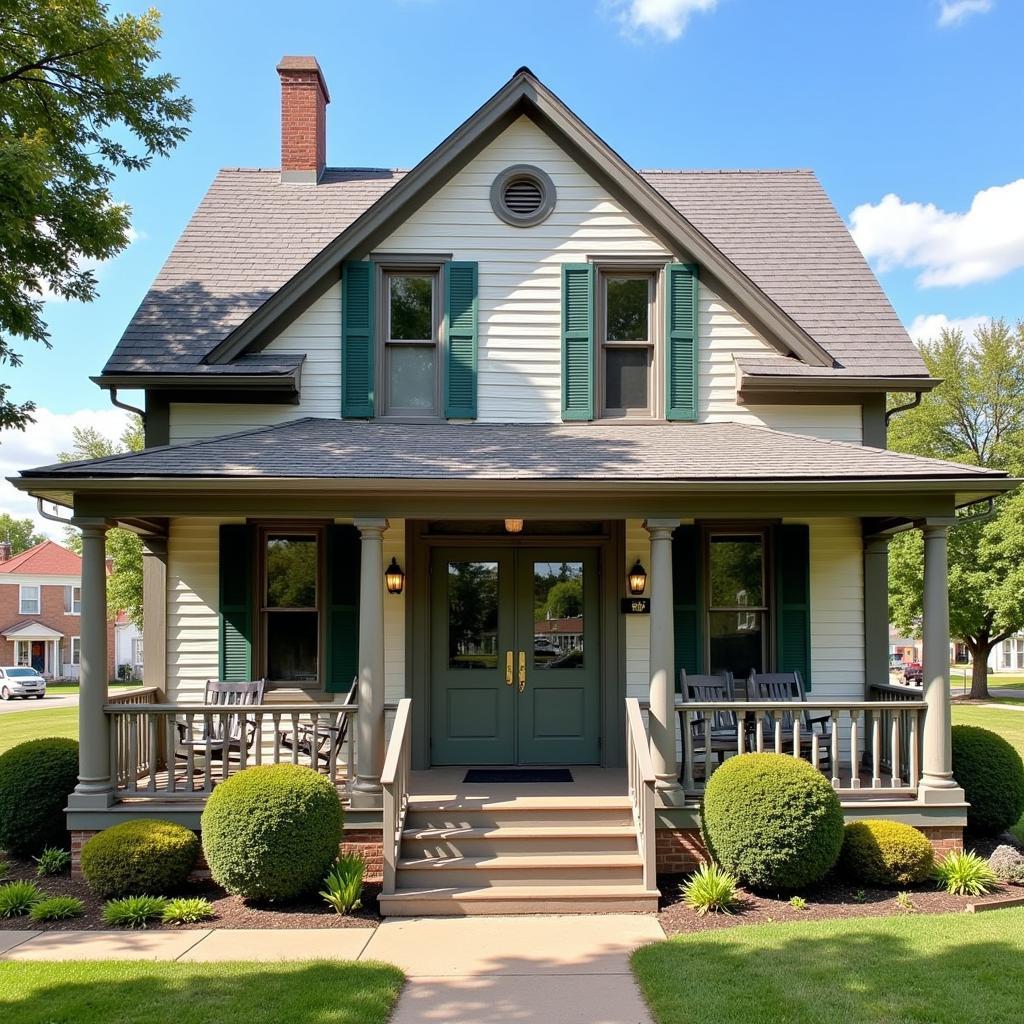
505,651,513,686
518,651,527,692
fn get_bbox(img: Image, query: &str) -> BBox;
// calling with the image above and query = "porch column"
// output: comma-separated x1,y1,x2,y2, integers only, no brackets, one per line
352,517,388,806
919,521,964,801
645,518,683,798
69,519,113,808
141,535,167,695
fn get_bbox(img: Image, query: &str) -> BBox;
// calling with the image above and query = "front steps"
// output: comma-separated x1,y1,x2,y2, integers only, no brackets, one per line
377,795,660,916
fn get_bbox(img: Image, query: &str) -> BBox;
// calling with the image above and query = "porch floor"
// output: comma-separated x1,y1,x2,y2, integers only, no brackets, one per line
407,766,627,802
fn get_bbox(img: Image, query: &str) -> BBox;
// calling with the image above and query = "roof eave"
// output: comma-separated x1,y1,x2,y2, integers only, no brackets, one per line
738,372,943,397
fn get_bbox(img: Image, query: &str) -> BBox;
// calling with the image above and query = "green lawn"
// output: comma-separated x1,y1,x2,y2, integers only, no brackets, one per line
0,706,78,753
632,909,1024,1024
0,961,404,1024
45,683,135,696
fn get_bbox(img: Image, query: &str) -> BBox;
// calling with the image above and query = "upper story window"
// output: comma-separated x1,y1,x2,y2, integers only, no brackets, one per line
64,585,81,615
598,270,658,418
19,584,40,616
382,269,441,418
261,529,321,687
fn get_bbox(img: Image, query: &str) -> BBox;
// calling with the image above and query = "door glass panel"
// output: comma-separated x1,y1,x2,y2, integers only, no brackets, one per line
447,562,499,670
533,561,584,669
709,610,763,681
708,535,764,606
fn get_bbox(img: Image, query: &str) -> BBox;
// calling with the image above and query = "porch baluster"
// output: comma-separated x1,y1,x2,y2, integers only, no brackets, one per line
254,713,264,766
202,713,214,793
736,709,746,757
872,711,882,788
220,712,230,782
681,710,695,792
831,712,840,788
290,713,299,765
774,718,782,754
147,715,158,793
272,713,282,762
755,717,764,753
127,714,139,794
849,711,860,789
811,731,820,772
891,715,901,788
164,715,176,793
185,713,195,793
909,710,920,789
792,717,801,759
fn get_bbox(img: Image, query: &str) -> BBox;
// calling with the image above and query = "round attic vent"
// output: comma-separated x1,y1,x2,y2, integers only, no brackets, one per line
490,164,556,227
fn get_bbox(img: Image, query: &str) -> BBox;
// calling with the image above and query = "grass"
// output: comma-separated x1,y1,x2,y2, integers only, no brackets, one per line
0,961,405,1024
632,909,1024,1024
952,702,1024,843
0,706,77,753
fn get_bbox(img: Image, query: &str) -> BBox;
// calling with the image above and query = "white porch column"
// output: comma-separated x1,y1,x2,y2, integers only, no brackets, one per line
920,521,964,801
68,519,113,808
141,535,167,695
352,517,388,806
645,518,683,798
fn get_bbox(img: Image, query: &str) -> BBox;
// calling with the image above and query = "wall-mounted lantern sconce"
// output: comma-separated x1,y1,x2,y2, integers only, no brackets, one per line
628,560,648,596
504,518,524,534
385,557,405,595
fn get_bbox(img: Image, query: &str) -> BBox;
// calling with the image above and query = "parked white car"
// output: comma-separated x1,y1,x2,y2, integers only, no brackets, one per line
0,667,46,700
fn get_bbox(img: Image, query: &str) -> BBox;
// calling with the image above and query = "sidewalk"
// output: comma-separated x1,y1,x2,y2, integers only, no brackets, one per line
1,914,665,1024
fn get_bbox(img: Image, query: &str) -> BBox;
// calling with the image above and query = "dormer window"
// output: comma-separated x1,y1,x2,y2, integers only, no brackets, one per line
598,269,659,419
383,269,441,417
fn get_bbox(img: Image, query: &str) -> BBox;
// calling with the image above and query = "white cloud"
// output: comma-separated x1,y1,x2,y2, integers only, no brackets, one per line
849,179,1024,287
611,0,719,41
907,313,991,344
937,0,992,27
0,407,131,538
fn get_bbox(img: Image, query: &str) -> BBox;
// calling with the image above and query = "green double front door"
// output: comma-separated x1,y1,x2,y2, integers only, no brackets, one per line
430,547,600,765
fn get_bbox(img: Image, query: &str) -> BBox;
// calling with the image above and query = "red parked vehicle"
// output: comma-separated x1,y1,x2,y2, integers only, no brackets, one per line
903,662,923,684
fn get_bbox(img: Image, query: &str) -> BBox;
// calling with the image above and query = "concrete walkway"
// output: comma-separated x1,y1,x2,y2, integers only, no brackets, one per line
1,915,664,1023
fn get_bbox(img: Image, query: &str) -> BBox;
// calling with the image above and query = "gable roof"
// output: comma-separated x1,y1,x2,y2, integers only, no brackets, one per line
0,540,82,576
99,68,928,385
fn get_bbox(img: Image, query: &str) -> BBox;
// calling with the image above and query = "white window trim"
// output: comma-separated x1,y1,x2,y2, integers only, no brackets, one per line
15,639,30,666
19,584,40,616
71,636,81,666
64,584,81,615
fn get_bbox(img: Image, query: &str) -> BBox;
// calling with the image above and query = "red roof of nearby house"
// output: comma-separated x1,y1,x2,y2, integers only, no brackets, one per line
0,540,82,576
535,618,584,635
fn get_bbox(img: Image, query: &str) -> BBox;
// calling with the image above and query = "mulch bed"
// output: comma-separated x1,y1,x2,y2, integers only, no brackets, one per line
0,856,382,931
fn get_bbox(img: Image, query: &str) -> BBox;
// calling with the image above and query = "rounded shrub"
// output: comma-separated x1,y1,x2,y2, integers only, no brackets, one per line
839,819,934,887
952,725,1024,836
0,738,78,856
701,752,844,891
81,819,199,898
201,764,342,901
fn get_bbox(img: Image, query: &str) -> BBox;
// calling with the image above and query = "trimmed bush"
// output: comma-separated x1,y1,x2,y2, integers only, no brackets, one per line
701,752,844,891
839,820,934,887
81,819,199,898
0,738,78,856
952,725,1024,836
201,764,343,901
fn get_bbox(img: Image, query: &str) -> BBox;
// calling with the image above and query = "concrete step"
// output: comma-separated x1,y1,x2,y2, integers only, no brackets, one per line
377,883,660,916
405,796,633,830
400,824,640,858
395,852,644,889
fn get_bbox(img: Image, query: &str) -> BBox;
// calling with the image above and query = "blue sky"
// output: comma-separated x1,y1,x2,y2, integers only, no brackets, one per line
3,0,1023,530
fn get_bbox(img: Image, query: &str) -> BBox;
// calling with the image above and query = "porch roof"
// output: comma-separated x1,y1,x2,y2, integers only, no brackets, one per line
1,619,64,640
15,417,1011,491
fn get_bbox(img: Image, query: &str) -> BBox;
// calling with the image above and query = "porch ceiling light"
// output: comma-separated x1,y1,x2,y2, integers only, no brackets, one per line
628,560,648,596
385,557,405,595
504,518,524,534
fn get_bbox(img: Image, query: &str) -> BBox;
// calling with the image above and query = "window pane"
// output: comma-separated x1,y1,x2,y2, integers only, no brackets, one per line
389,275,433,341
605,347,650,410
709,610,763,680
20,586,39,614
389,345,435,410
266,535,317,608
709,536,764,607
448,562,499,670
533,561,585,669
606,278,648,341
267,611,318,682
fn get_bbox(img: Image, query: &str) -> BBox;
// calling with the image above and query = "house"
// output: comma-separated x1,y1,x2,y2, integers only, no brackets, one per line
114,611,143,681
0,540,116,681
11,61,1016,914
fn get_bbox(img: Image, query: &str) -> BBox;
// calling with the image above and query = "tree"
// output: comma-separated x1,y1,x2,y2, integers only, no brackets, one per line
0,513,45,553
0,1,191,429
59,416,144,626
888,321,1024,699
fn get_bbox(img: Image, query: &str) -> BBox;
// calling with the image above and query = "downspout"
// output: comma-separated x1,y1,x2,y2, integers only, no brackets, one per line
37,497,74,525
108,387,146,423
885,391,922,425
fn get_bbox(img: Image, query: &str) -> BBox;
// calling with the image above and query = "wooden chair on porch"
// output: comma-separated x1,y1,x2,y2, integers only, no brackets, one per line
746,670,832,771
174,678,266,768
678,670,737,779
277,677,358,778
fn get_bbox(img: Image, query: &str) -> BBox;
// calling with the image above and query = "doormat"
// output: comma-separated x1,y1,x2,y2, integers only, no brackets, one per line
463,769,574,784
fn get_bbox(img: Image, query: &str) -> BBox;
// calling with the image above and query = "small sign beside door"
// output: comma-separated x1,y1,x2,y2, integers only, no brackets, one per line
621,597,650,614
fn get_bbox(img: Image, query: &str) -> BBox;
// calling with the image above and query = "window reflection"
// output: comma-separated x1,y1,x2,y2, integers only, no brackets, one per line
533,561,584,669
448,562,499,670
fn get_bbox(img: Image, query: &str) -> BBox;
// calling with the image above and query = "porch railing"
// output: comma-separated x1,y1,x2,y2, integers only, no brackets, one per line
105,700,358,798
625,697,656,890
870,682,926,784
642,697,927,796
381,698,412,896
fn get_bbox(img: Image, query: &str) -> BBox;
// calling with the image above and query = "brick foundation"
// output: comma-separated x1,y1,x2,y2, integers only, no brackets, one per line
341,829,384,881
918,825,964,856
655,827,707,874
70,830,97,880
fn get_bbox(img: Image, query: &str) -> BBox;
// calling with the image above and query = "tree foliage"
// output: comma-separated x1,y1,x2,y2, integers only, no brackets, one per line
59,416,144,626
0,513,45,553
888,321,1024,698
0,1,191,429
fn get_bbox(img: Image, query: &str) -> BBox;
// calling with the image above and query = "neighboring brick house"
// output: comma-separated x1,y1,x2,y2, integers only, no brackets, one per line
0,540,116,679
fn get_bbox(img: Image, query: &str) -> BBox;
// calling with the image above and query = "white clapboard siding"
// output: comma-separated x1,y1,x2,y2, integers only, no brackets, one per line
165,517,407,704
170,115,861,444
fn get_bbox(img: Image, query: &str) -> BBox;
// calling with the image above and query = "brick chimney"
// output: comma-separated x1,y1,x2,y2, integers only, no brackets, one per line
277,56,330,183
0,540,11,563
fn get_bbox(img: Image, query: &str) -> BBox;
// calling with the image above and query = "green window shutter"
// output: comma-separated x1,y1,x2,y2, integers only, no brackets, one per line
325,524,361,694
342,260,375,418
775,524,812,690
219,524,253,681
561,263,594,421
672,524,702,687
445,261,478,419
665,263,699,421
